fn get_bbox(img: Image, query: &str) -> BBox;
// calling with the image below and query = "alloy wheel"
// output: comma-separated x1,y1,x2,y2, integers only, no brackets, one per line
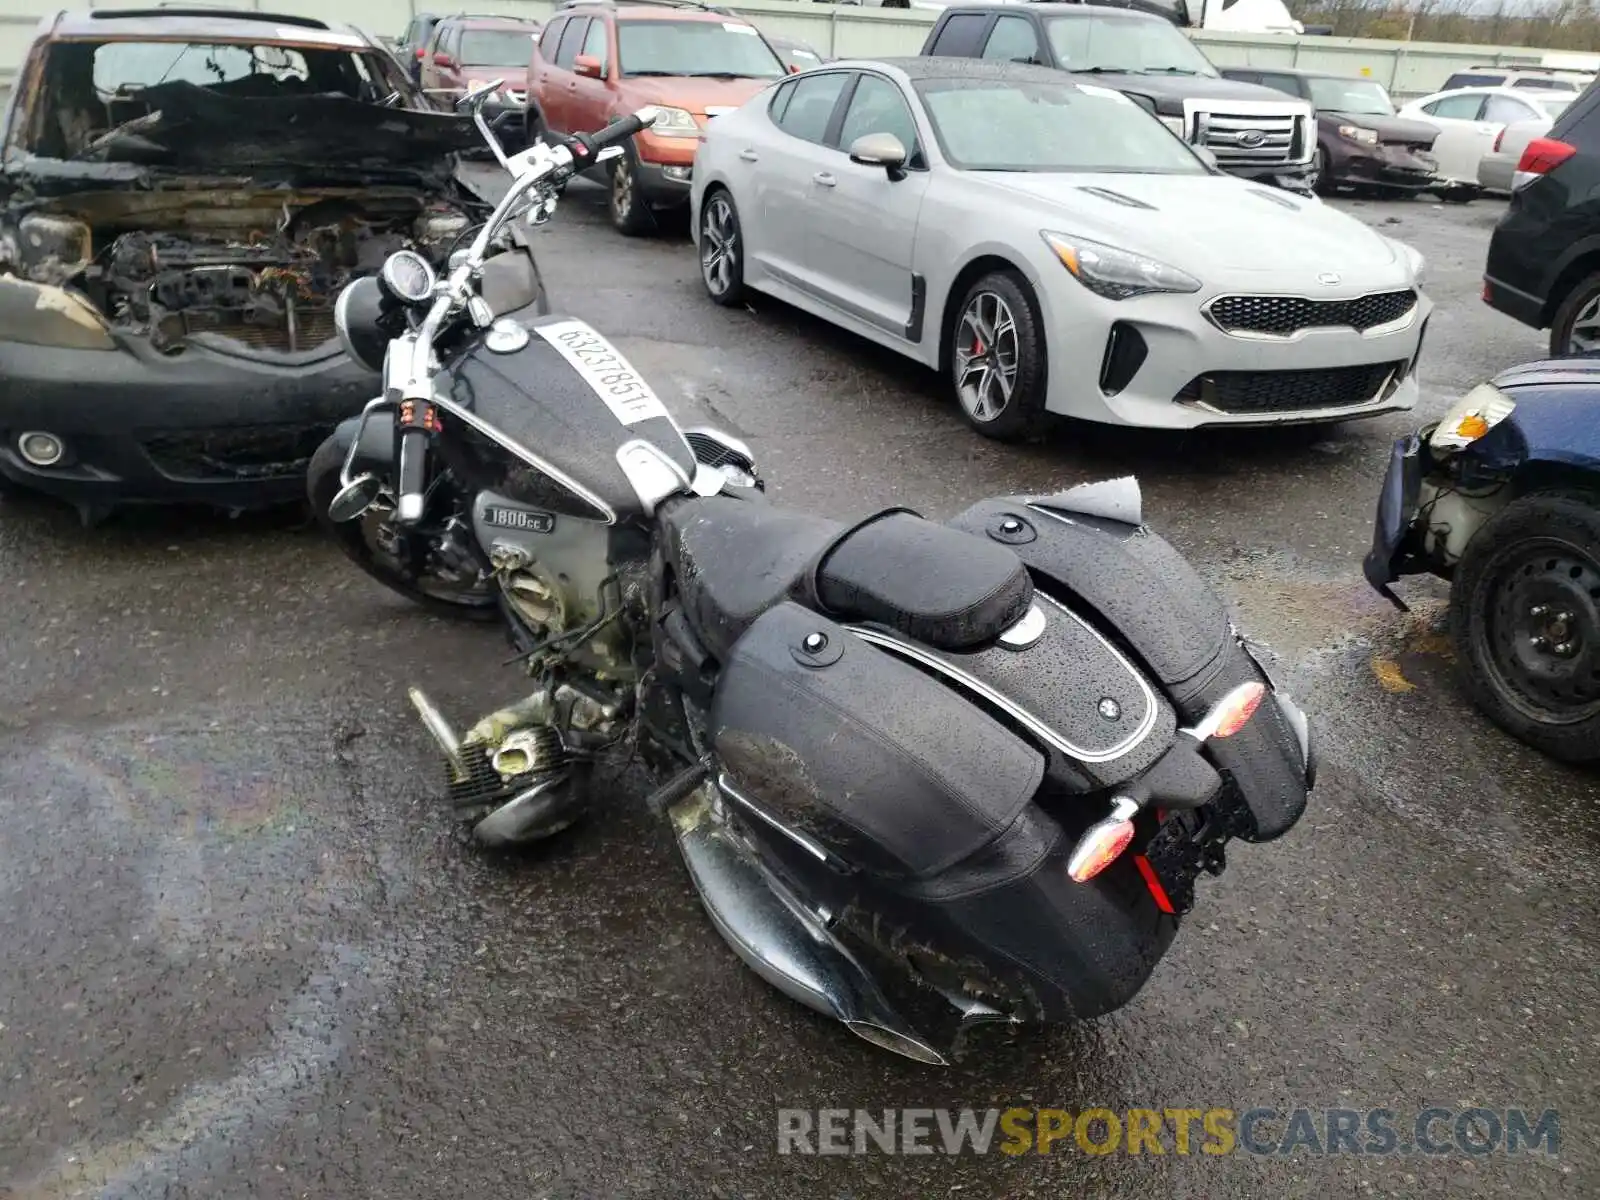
612,156,634,221
701,195,737,296
1567,291,1600,354
1482,538,1600,723
953,291,1020,423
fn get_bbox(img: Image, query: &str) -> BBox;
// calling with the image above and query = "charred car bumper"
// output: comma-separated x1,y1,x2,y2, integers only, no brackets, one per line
0,330,378,511
1330,141,1439,191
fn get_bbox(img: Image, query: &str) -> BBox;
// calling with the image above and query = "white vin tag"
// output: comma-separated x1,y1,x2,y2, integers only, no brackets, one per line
536,319,671,427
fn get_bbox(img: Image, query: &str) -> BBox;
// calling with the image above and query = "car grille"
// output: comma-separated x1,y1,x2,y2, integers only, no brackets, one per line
143,423,334,481
1208,290,1418,337
181,309,338,353
1177,361,1403,415
1194,110,1305,168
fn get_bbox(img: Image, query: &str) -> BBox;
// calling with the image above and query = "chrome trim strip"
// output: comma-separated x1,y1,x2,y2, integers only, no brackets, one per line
717,773,832,864
846,598,1160,765
616,437,693,517
429,392,618,525
1202,291,1419,342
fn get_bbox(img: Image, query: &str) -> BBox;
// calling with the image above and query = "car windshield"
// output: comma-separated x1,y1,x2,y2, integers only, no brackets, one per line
916,77,1206,174
617,19,785,78
1045,15,1219,77
458,29,537,67
1307,78,1394,116
24,38,417,160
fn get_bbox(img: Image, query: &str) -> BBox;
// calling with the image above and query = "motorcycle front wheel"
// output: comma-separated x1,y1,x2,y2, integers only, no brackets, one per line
307,434,499,621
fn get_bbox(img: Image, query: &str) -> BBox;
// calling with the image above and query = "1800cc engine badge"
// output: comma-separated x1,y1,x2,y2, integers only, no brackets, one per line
483,506,555,533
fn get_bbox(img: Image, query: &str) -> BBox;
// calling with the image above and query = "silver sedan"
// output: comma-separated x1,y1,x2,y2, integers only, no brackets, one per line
689,57,1429,440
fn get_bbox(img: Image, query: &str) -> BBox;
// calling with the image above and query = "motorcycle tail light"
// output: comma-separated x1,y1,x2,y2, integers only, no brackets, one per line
1067,797,1138,883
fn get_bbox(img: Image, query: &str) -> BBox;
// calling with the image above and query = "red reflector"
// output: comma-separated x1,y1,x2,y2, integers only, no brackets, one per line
1067,816,1135,883
1516,136,1576,177
1134,854,1176,914
416,47,426,58
1210,681,1266,739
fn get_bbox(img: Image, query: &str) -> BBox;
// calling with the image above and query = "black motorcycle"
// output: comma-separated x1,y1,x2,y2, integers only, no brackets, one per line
308,86,1316,1064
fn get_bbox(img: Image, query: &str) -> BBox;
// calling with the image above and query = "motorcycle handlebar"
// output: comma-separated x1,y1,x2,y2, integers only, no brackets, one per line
571,108,660,159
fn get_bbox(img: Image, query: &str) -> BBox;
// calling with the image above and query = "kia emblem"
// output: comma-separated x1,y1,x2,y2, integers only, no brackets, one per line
1317,271,1342,285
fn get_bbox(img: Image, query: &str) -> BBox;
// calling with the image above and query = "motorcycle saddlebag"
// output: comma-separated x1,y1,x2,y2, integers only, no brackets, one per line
708,601,1045,881
947,492,1308,841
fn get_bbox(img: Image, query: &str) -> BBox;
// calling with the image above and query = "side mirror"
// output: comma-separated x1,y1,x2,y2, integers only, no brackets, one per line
848,131,908,180
328,474,384,523
1193,145,1220,171
575,54,604,79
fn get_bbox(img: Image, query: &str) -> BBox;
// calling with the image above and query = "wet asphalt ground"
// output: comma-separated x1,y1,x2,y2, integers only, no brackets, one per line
1,174,1597,1199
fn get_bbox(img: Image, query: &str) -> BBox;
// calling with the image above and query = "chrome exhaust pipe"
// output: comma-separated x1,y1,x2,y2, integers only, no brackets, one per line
408,687,465,779
668,787,946,1066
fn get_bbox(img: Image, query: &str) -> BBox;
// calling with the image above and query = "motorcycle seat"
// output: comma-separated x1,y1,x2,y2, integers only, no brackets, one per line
661,497,1033,660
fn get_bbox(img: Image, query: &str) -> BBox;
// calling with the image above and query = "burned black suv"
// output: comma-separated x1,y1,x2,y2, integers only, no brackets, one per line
0,8,544,521
921,4,1317,193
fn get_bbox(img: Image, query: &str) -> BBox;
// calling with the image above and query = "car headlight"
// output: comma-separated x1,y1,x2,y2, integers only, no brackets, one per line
1041,231,1201,301
648,105,700,138
1338,124,1379,146
1430,382,1516,451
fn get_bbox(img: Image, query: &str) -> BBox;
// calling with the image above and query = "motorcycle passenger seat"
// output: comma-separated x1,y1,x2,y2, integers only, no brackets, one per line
812,508,1033,650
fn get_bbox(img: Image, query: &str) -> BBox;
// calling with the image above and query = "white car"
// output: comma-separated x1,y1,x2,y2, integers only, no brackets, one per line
689,58,1430,439
1399,86,1574,192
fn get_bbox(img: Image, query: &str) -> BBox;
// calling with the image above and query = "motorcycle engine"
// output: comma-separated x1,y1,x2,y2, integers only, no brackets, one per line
470,494,638,690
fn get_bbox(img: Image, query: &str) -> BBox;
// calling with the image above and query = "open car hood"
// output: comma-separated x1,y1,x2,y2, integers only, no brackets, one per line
75,82,482,173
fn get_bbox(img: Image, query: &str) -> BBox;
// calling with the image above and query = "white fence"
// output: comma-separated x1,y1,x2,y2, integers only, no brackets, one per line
0,0,1588,107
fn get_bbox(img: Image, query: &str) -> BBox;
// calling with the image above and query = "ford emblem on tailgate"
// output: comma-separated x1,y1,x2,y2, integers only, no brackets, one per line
1235,129,1267,148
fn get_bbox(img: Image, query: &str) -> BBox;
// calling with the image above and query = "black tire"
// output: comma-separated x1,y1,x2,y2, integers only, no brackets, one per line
1450,492,1600,763
1313,147,1335,197
947,270,1049,442
608,146,653,236
698,187,746,307
306,434,498,621
1548,270,1600,358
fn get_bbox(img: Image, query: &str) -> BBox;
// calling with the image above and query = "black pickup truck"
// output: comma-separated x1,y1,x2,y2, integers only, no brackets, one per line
921,4,1318,193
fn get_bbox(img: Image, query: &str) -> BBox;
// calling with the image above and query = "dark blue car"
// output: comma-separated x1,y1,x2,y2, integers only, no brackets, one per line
1364,359,1600,763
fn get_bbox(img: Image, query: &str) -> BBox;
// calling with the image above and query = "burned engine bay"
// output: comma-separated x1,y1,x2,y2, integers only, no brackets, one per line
5,189,474,356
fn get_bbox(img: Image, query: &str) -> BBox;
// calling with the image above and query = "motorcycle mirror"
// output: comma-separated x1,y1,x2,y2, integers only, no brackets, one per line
456,79,505,112
328,473,384,523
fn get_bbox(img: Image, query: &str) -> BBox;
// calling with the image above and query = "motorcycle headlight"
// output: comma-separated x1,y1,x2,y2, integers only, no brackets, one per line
648,105,701,138
1430,382,1516,451
1338,123,1380,146
1041,231,1201,301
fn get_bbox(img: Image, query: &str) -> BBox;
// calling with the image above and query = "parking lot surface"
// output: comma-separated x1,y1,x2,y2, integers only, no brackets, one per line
1,179,1595,1199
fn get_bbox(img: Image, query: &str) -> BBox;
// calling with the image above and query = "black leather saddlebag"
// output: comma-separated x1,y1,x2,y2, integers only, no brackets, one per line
947,495,1308,841
709,601,1045,880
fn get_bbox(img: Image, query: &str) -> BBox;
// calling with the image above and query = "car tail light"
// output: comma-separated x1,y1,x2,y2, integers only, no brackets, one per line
1183,681,1267,743
1067,797,1138,883
1516,136,1575,178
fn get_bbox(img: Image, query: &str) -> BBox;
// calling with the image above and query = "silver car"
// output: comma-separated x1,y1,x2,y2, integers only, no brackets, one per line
690,58,1430,440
